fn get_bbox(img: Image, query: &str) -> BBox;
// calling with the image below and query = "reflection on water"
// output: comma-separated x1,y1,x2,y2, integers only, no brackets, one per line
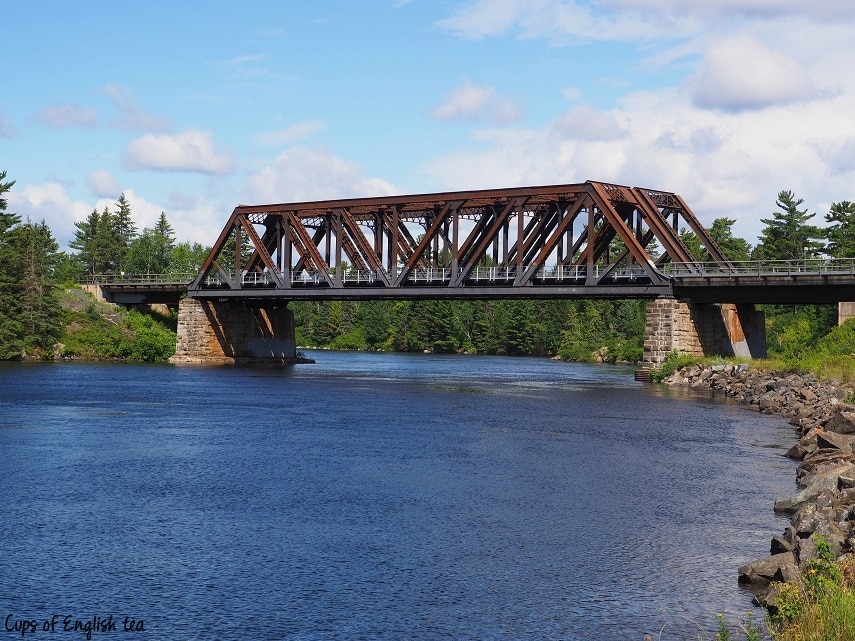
0,353,796,640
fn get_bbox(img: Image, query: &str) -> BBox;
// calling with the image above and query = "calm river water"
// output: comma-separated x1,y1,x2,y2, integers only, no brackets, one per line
0,352,796,640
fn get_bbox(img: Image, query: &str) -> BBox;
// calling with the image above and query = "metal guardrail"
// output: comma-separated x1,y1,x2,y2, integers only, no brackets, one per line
87,259,855,290
82,273,196,285
665,259,855,277
203,264,653,287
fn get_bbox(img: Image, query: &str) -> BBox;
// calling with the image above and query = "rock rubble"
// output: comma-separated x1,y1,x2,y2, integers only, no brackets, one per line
661,363,855,608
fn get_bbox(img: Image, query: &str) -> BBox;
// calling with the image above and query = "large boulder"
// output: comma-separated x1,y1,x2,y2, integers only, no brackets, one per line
816,430,855,453
775,471,841,514
738,552,796,585
796,454,855,487
826,406,855,434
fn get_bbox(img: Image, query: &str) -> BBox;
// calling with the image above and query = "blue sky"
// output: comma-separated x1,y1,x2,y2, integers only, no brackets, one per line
4,1,855,251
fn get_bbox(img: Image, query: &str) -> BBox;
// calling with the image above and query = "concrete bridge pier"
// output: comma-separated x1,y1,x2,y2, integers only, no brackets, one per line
170,298,299,364
643,299,766,368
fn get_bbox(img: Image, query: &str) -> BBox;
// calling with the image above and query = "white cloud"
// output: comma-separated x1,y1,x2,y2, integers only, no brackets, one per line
103,84,172,132
253,120,326,146
7,182,94,249
436,0,696,42
436,0,528,38
600,0,855,21
159,191,225,246
32,102,98,128
245,146,397,204
437,0,855,43
551,105,626,141
123,130,235,175
86,170,122,198
430,78,522,124
689,36,818,111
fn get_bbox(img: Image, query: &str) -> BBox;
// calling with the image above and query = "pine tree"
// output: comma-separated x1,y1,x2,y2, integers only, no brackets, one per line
707,218,752,262
825,200,855,258
14,220,63,352
95,206,119,273
125,212,176,275
754,190,824,260
69,208,101,275
0,171,24,358
112,193,137,273
0,172,62,358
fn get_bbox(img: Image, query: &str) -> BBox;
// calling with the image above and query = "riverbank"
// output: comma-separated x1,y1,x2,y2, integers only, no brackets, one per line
659,363,855,609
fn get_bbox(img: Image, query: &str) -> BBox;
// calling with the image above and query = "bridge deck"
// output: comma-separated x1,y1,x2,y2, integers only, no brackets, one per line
93,259,855,305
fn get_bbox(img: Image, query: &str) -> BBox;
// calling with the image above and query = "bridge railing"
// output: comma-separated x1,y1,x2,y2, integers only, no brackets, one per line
666,258,855,278
200,264,656,287
82,273,197,285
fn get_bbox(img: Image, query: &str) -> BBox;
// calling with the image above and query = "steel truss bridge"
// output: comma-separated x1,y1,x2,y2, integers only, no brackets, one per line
93,181,855,306
189,182,724,301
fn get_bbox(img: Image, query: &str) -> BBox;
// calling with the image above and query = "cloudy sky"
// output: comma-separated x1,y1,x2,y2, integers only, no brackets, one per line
4,0,855,251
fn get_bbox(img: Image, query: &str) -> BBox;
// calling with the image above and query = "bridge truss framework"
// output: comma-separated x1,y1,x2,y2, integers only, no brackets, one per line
189,181,731,301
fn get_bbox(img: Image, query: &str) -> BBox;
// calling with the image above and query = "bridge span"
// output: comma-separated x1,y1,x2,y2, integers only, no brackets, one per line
88,181,855,366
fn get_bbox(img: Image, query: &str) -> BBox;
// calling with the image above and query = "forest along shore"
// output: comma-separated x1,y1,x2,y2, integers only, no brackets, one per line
659,364,855,610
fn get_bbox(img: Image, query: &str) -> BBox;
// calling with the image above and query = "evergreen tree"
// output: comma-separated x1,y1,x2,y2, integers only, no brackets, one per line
681,218,751,263
504,300,540,355
389,300,427,352
0,170,12,212
0,172,63,358
679,227,703,261
707,218,752,262
53,252,86,283
753,190,824,260
95,206,119,273
825,200,855,258
14,220,63,351
358,301,390,348
125,212,176,274
70,207,119,275
0,172,23,358
69,208,101,275
112,193,137,273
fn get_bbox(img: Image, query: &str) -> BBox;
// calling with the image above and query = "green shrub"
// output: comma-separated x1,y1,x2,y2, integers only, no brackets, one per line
329,327,367,351
648,350,699,381
61,304,175,361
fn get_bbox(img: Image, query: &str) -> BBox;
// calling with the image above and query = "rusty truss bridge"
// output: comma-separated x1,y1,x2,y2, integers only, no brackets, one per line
189,181,737,301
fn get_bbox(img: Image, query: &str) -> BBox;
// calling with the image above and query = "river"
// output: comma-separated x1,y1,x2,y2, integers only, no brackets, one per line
0,352,796,640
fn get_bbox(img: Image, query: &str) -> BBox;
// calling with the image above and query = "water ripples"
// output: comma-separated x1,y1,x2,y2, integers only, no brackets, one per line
0,355,796,640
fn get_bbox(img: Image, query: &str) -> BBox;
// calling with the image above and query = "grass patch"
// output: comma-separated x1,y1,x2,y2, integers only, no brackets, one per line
768,536,855,641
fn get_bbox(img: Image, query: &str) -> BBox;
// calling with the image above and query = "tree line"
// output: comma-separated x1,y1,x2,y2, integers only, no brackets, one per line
68,194,209,278
1,167,854,361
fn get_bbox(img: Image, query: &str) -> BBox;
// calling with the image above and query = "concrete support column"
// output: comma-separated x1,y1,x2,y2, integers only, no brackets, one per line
170,298,297,364
643,299,766,367
839,302,855,325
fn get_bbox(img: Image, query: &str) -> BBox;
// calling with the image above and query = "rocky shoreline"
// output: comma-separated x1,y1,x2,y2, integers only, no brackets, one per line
660,363,855,609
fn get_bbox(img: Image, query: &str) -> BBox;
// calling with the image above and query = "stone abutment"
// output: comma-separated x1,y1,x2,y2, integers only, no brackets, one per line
643,299,766,367
170,298,299,364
